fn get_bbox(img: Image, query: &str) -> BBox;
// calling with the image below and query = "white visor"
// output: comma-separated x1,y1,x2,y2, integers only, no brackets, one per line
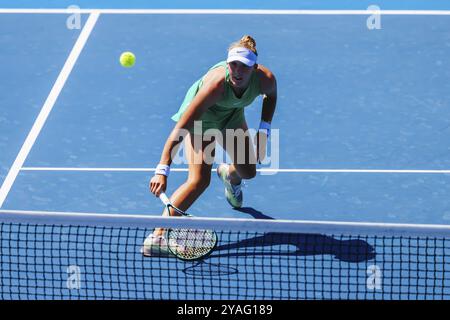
226,47,257,67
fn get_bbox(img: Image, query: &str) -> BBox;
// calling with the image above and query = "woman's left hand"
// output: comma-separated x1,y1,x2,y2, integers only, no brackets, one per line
255,131,268,164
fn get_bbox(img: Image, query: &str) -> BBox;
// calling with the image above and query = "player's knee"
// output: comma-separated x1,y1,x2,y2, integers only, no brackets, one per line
188,175,211,193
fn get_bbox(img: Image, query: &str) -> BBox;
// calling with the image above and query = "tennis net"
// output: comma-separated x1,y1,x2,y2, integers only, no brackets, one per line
1,210,449,300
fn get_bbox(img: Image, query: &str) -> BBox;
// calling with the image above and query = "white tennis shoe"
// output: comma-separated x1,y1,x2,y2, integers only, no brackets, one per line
217,163,243,208
141,233,186,257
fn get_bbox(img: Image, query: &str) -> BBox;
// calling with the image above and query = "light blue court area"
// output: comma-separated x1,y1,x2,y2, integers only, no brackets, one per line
1,12,450,224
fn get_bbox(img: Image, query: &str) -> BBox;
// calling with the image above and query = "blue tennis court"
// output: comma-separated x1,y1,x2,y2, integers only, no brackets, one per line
1,0,450,300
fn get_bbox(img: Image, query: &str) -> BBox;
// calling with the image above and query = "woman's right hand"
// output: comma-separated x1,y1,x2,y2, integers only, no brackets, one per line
149,174,167,197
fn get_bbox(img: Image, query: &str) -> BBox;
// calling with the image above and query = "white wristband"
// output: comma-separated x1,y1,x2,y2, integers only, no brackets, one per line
259,121,271,137
155,164,170,177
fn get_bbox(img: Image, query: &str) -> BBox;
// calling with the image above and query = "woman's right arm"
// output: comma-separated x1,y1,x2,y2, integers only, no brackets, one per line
149,69,225,196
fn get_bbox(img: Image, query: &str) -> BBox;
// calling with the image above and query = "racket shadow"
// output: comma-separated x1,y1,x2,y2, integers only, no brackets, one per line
182,261,239,277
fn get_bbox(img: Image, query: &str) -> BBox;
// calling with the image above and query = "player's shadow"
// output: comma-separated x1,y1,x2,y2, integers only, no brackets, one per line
183,207,376,277
233,207,274,220
211,232,375,263
222,207,375,263
229,206,375,263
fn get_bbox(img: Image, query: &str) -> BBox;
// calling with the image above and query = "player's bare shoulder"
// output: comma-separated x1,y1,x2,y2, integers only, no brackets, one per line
256,64,277,95
202,66,227,94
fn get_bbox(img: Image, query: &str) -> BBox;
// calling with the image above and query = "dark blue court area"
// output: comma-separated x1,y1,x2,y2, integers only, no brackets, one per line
1,0,449,300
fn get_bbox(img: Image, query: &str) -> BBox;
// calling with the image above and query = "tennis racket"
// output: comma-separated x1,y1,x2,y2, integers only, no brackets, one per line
159,192,218,261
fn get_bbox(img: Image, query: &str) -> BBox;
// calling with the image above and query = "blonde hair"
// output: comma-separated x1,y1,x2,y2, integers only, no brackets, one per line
228,35,258,56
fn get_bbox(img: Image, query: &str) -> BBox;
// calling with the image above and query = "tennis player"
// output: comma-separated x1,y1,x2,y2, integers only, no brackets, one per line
143,35,277,256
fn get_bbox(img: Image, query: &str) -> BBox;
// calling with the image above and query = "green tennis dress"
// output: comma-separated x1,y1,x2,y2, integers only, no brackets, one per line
171,61,262,133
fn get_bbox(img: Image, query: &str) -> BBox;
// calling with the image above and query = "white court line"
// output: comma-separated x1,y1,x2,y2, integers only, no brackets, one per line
0,9,450,15
20,167,450,174
0,13,100,209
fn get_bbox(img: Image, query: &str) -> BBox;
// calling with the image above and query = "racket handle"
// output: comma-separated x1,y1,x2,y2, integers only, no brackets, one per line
159,192,171,206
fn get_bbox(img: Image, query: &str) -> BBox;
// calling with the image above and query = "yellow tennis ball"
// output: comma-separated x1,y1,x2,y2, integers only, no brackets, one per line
119,51,135,67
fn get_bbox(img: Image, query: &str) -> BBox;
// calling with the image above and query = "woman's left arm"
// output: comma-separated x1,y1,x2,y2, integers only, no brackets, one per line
256,68,277,163
260,69,277,124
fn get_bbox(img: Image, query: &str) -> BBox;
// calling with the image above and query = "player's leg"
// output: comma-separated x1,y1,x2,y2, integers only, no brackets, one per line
143,133,215,256
166,132,215,215
217,120,257,208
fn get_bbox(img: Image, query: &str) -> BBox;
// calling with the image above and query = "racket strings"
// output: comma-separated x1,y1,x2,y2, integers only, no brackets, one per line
168,228,217,260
